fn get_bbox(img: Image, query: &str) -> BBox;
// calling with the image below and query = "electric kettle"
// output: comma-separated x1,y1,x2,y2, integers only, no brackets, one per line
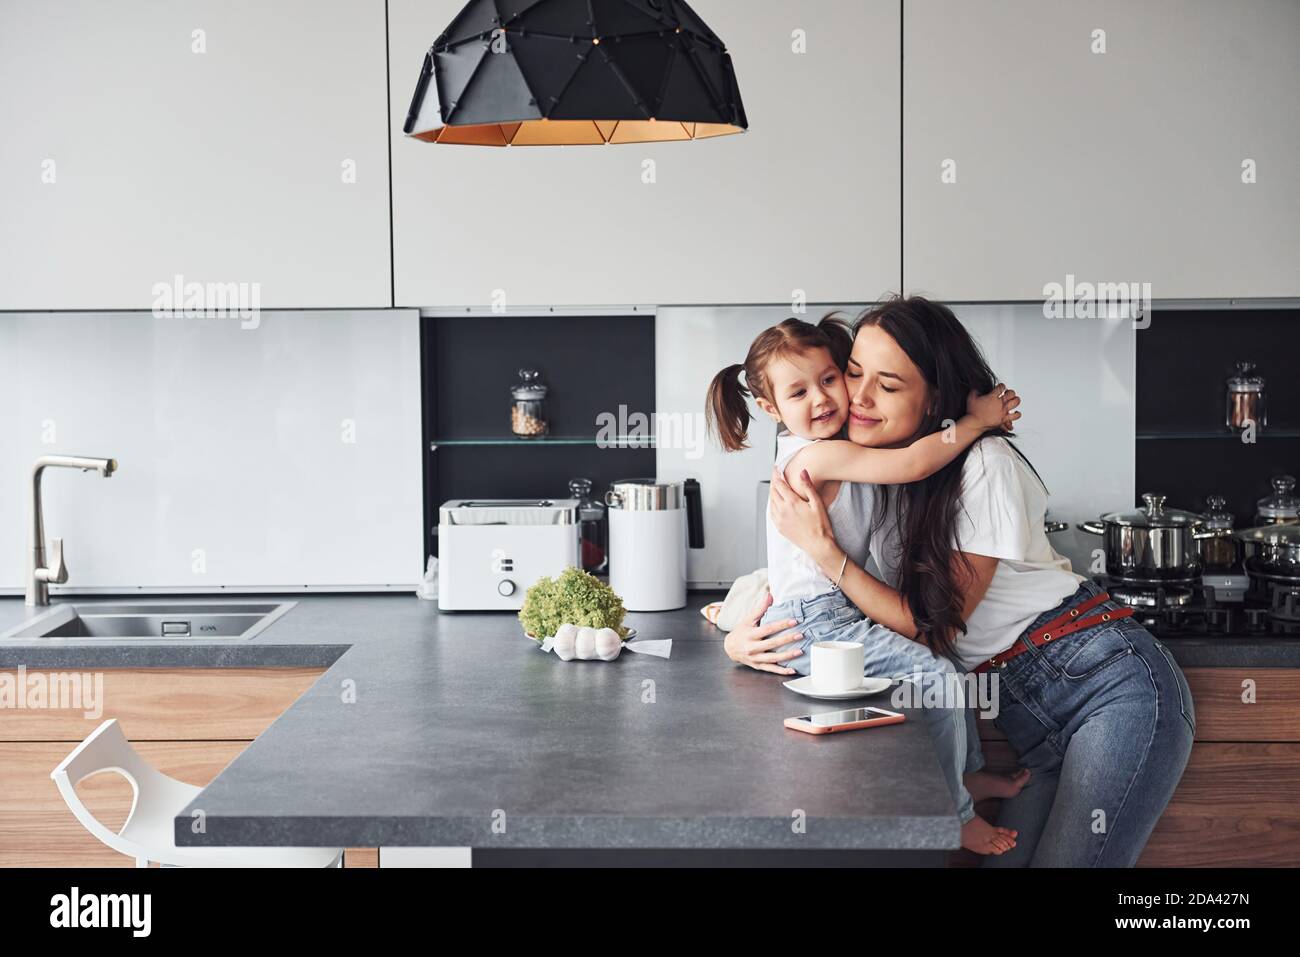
605,478,704,611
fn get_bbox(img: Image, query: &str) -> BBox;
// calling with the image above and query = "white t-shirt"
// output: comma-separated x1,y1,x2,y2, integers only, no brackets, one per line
869,437,1084,671
767,433,875,605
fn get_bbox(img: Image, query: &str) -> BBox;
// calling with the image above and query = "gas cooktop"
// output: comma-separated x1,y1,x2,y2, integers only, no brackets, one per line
1095,574,1300,638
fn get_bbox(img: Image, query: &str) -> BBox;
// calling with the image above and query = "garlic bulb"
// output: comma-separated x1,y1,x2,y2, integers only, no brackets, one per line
542,623,625,661
551,623,578,661
594,628,623,661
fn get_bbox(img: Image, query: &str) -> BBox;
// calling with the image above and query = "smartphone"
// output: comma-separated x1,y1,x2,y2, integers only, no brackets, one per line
784,706,906,735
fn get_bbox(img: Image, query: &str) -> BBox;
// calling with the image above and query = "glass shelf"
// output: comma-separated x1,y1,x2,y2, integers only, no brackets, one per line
1136,429,1300,440
430,436,656,449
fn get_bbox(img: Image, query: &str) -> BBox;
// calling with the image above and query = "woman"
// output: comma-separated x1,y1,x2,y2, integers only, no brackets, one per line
725,297,1194,867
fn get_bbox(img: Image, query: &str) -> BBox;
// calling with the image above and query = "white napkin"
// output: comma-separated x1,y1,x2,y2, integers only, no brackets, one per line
622,638,672,658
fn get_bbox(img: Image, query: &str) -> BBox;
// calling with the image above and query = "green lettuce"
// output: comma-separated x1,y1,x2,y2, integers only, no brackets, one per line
519,566,629,640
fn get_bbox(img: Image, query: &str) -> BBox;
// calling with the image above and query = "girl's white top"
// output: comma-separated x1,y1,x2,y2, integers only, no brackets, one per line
766,432,875,605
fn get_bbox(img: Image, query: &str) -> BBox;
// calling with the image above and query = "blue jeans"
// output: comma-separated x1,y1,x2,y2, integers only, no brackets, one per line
982,579,1195,867
762,590,983,824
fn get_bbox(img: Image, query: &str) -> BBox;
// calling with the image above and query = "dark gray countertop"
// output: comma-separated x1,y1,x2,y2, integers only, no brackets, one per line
0,594,958,851
2,593,1297,852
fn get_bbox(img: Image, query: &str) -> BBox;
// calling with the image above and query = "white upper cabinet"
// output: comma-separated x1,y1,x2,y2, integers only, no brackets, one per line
388,0,900,308
0,0,391,311
903,0,1300,301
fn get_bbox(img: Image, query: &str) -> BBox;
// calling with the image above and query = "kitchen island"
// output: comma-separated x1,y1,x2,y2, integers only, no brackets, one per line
3,594,1299,866
0,595,960,865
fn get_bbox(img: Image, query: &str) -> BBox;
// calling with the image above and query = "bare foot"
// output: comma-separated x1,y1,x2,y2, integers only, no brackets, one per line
961,815,1018,855
965,767,1031,802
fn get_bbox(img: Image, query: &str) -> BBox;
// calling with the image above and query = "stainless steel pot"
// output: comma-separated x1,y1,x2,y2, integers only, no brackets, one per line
1236,524,1300,582
1078,492,1228,582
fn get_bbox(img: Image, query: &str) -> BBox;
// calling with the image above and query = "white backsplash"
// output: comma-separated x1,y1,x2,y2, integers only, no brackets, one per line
1,304,1133,596
0,311,423,592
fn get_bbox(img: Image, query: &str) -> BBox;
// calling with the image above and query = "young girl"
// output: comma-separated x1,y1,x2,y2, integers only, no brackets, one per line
706,316,1026,855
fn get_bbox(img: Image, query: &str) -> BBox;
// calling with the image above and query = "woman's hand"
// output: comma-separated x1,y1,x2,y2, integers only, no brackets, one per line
723,589,805,675
770,465,843,573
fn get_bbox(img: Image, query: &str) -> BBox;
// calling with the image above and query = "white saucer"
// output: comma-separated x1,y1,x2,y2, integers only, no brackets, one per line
782,676,894,700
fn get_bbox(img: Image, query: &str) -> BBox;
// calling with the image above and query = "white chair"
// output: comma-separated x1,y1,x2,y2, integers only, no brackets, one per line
51,719,343,868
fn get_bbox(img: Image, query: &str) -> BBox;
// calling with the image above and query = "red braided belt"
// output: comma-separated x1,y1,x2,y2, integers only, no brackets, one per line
972,591,1134,675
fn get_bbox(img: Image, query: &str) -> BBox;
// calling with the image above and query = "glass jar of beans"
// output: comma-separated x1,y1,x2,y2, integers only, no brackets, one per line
510,368,549,438
1225,361,1266,433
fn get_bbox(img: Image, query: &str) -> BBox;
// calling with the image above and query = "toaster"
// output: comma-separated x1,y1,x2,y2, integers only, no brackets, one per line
436,499,580,610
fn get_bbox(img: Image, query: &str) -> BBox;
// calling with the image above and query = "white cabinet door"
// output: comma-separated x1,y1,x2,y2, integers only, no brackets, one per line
903,0,1300,300
389,0,900,307
0,0,391,310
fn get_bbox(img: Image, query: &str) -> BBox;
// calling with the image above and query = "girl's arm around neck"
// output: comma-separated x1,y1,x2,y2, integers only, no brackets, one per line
795,384,1019,486
793,414,988,486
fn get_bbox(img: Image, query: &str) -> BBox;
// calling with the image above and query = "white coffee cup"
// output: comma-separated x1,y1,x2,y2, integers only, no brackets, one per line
810,640,865,693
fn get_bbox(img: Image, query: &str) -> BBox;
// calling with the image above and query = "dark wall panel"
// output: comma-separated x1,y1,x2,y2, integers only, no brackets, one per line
430,314,655,439
1136,308,1300,525
422,314,657,557
1135,437,1300,523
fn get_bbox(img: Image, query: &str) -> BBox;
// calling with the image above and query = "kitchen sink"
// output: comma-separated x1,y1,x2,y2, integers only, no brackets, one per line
0,601,296,641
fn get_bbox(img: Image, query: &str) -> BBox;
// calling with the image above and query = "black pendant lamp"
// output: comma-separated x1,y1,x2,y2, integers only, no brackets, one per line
403,0,748,146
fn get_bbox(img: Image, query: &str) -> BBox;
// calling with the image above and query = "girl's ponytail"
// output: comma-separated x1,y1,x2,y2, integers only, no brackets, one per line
706,363,753,451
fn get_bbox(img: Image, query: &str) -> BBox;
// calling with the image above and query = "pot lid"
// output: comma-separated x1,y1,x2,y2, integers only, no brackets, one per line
1257,475,1299,518
1101,492,1205,527
1201,493,1235,530
1226,360,1265,392
1236,523,1300,546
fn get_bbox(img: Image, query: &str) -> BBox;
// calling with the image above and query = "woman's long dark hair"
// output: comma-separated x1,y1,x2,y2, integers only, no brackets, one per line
856,297,1041,661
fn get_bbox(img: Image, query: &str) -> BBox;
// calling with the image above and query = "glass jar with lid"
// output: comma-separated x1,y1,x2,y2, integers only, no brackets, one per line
1256,475,1299,526
1198,493,1238,570
568,477,608,574
1226,361,1266,432
510,368,549,438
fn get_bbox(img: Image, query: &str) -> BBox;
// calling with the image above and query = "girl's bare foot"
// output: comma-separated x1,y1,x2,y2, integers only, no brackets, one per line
961,815,1018,855
965,767,1031,802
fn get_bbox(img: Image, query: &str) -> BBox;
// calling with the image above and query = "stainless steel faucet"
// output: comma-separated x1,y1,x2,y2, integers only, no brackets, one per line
26,455,118,606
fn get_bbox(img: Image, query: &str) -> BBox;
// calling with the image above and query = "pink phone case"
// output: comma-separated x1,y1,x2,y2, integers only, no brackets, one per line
784,708,906,735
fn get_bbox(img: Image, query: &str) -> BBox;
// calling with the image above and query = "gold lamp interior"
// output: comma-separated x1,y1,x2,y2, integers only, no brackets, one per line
412,119,745,147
